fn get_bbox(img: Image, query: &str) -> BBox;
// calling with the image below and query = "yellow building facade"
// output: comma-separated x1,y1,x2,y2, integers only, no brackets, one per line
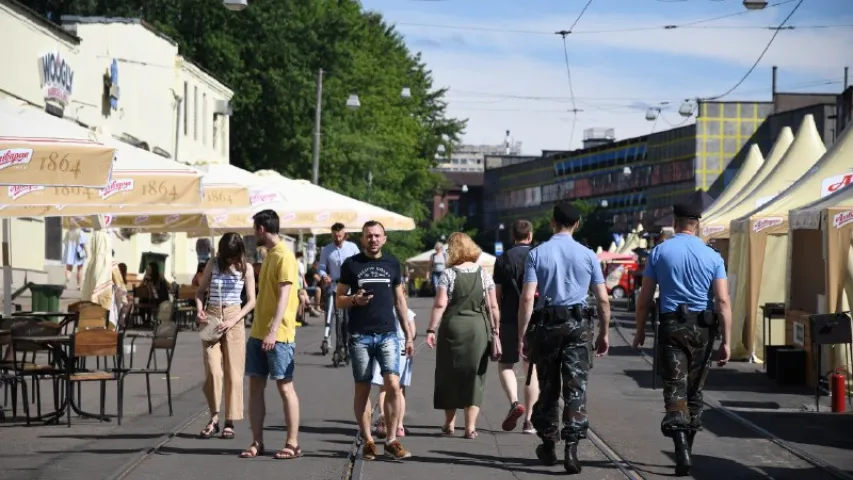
0,2,233,286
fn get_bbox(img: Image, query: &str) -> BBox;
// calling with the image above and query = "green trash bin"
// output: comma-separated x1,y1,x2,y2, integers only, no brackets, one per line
29,284,65,322
139,252,169,277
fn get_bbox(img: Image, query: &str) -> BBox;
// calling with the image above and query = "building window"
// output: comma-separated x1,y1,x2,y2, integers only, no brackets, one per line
44,217,62,261
183,82,188,136
202,93,208,145
193,86,198,141
213,115,219,149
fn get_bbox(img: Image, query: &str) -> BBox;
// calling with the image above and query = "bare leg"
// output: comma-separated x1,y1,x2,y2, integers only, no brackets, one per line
444,409,456,430
376,387,387,421
464,406,480,434
523,360,539,423
65,265,72,283
398,387,407,430
276,378,300,447
382,374,402,443
354,382,373,443
249,377,266,445
76,265,83,287
498,363,519,404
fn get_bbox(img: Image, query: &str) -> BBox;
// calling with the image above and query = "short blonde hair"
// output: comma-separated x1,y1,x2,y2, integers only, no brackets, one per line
446,232,481,266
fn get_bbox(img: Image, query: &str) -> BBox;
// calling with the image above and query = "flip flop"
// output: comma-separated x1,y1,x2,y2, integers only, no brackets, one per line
273,443,303,460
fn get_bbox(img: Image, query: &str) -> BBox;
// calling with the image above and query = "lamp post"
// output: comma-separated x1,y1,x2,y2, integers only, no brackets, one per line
310,68,411,185
743,0,767,9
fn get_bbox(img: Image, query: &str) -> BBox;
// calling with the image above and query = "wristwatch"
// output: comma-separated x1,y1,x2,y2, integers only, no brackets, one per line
426,329,436,334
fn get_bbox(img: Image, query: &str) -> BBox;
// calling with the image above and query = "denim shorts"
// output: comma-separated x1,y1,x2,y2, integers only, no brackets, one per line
245,337,295,381
349,332,400,383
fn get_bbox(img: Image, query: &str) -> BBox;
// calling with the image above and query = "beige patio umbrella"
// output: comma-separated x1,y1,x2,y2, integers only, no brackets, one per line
0,99,116,188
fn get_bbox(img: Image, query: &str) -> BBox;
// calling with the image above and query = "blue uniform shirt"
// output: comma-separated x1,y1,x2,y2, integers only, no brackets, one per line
523,233,604,307
318,240,361,282
644,233,726,313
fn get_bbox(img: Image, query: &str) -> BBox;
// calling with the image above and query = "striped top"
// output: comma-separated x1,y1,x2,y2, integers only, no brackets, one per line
209,262,245,306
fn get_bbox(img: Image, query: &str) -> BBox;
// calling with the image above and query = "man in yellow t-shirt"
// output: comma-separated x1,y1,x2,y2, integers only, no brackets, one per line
241,209,302,460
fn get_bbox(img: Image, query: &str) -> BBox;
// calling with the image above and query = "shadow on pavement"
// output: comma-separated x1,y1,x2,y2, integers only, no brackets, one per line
266,424,353,436
426,449,615,476
606,345,643,357
39,432,165,440
656,451,790,479
707,409,853,452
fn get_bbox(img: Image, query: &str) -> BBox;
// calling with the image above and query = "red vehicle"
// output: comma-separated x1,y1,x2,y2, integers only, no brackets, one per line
603,259,639,300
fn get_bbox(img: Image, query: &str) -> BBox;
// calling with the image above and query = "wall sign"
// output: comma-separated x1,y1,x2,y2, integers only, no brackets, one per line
820,172,853,198
40,51,74,106
792,321,805,347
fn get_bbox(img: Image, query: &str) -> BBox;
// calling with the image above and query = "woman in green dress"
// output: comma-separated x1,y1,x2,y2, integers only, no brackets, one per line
426,232,501,439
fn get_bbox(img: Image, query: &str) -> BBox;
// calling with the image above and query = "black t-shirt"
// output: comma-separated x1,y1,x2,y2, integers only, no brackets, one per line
493,243,533,323
305,267,319,287
339,253,402,335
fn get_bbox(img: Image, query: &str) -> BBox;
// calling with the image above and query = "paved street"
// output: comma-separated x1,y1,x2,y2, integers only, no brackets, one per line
2,297,851,479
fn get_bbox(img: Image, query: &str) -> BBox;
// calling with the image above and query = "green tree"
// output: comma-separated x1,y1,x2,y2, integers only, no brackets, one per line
529,200,612,250
21,0,465,256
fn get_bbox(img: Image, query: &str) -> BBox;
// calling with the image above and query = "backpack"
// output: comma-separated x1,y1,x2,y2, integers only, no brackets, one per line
497,244,537,300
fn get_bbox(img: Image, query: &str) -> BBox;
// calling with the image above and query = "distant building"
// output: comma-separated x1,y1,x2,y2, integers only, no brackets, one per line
434,130,522,172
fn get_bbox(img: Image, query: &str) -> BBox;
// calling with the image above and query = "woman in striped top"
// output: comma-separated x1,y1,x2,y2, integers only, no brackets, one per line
195,233,256,440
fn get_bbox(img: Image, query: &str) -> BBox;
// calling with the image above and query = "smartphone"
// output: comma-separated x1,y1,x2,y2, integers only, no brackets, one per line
362,289,375,296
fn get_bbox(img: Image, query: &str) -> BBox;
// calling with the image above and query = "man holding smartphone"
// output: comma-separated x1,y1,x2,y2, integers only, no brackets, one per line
337,220,415,461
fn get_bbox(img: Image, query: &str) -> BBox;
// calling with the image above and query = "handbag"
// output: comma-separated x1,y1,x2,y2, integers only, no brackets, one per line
198,266,228,343
474,267,502,362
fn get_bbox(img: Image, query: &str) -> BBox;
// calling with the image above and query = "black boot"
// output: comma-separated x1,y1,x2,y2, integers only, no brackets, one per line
673,431,692,476
564,442,581,474
535,440,558,466
687,431,696,453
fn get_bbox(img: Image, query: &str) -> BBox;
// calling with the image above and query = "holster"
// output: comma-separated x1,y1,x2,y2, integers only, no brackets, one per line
541,305,586,338
664,304,718,329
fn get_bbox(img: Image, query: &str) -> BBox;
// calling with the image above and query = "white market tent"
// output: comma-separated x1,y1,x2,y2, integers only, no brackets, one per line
701,126,795,242
702,144,765,219
405,249,496,277
789,182,853,389
727,114,839,363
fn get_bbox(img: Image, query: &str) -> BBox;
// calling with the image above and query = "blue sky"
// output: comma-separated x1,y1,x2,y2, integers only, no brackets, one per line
361,0,853,154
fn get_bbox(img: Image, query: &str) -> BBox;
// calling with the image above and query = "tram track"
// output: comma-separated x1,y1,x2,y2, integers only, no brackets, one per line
109,335,329,480
609,314,853,480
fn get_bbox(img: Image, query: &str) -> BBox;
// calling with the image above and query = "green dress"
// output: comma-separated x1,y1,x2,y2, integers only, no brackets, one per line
433,266,491,410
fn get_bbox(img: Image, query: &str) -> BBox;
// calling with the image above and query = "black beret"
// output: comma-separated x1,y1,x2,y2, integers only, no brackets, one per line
553,202,582,226
673,203,702,219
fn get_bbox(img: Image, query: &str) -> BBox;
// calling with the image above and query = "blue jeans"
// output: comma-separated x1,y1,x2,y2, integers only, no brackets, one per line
431,272,442,293
349,332,400,383
245,337,295,381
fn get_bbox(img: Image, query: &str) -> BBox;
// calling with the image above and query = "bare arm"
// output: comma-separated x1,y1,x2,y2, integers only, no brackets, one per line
494,285,503,304
394,284,414,341
486,286,501,331
194,261,214,311
517,282,537,341
236,263,256,321
635,276,657,333
427,286,448,332
712,278,732,347
591,283,611,333
335,283,356,309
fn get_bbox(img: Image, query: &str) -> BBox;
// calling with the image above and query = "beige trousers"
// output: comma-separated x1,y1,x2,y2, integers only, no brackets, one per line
202,304,245,421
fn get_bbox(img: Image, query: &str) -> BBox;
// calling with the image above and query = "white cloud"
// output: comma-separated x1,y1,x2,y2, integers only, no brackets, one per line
378,7,852,153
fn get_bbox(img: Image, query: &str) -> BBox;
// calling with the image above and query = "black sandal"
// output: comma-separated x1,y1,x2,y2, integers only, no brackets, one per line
221,424,236,439
200,419,219,439
240,441,264,458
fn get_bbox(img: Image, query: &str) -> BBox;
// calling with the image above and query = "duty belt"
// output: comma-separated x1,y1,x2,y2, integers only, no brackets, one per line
659,305,717,329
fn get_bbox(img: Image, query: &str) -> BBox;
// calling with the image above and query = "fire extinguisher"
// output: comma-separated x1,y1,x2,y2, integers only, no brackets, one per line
830,367,847,413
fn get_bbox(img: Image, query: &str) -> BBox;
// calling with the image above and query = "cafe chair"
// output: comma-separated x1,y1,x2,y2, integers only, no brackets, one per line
123,310,178,416
173,285,198,331
9,319,64,425
65,328,125,426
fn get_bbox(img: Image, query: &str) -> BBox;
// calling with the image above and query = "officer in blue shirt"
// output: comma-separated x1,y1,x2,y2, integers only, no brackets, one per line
318,222,361,361
633,203,732,477
518,202,611,474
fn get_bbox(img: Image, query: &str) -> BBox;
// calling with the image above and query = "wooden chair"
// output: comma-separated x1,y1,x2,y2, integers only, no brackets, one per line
130,286,154,328
173,285,198,330
123,320,178,416
66,328,125,426
67,301,98,314
76,305,111,331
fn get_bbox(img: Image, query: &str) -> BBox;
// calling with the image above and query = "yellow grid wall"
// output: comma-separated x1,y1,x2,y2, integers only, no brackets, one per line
695,102,766,190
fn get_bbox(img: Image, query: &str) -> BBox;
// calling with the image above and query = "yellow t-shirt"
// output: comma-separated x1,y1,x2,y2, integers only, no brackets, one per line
250,241,299,343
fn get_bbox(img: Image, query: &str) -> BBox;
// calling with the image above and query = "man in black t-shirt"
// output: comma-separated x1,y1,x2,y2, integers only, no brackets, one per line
337,221,414,461
493,219,540,434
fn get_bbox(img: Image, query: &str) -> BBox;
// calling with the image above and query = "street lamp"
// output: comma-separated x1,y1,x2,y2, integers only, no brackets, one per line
223,0,248,11
601,200,608,208
346,94,361,110
622,166,631,177
678,99,695,118
461,184,469,193
743,0,767,10
401,87,412,99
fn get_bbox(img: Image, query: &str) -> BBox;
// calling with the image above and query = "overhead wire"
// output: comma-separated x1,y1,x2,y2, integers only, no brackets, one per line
703,0,805,100
558,0,594,149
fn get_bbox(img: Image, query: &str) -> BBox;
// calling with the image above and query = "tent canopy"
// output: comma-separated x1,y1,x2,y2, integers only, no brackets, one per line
405,249,496,277
791,183,853,230
702,144,764,219
702,117,820,240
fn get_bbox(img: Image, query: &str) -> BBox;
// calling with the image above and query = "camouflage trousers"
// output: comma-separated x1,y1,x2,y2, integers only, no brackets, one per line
657,321,713,437
530,321,594,444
